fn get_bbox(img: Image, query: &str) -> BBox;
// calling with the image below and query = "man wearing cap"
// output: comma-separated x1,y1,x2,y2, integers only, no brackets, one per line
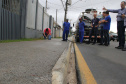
78,18,85,43
87,13,99,45
62,19,70,41
103,1,126,51
99,11,111,46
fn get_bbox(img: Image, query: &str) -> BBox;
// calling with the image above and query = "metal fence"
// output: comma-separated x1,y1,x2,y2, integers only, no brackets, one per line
0,0,23,40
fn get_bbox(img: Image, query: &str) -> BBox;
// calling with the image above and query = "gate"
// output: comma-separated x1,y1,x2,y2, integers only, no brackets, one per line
0,0,25,40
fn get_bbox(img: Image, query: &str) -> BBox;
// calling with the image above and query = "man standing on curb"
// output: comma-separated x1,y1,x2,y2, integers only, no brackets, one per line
99,11,111,46
62,19,70,41
103,1,126,51
78,18,85,43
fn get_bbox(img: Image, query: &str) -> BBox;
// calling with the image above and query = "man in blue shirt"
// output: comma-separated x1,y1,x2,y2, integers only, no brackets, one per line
103,1,126,50
99,12,106,45
62,19,70,41
87,13,99,45
99,11,111,46
78,18,85,43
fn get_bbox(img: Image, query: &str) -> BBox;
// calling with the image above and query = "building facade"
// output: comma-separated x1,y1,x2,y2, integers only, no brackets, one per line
0,0,62,40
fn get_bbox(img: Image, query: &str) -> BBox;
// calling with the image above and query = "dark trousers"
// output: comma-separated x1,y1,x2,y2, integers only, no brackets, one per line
100,26,104,44
89,28,98,43
63,30,69,41
79,31,84,43
104,30,109,45
117,21,125,47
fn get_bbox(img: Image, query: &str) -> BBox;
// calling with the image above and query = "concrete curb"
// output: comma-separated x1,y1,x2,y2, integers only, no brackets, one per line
52,42,72,84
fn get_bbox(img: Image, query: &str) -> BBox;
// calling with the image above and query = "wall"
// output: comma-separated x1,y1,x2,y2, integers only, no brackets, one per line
43,12,50,30
56,28,63,38
26,0,37,29
25,0,44,38
37,3,43,31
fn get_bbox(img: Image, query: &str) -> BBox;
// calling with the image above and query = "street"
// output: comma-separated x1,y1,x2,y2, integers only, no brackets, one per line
0,39,69,84
77,41,126,84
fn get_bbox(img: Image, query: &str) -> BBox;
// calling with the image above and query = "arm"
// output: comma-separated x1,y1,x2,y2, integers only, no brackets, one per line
95,19,100,27
107,9,119,13
47,29,51,36
43,32,46,36
103,7,119,13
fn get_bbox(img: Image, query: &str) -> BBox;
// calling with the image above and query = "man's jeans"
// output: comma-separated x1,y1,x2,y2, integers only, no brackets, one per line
44,33,51,40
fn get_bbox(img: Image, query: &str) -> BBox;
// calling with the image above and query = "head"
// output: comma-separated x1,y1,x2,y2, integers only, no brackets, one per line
121,1,126,9
79,18,82,22
66,19,68,22
93,13,97,18
102,12,106,18
103,11,109,17
46,28,48,31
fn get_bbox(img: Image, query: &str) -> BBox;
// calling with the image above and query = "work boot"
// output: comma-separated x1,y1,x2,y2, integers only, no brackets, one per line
86,41,90,44
98,43,103,45
92,43,96,45
122,48,126,51
115,46,121,49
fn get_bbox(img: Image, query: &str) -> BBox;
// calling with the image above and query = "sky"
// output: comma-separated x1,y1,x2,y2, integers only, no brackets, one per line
39,0,125,33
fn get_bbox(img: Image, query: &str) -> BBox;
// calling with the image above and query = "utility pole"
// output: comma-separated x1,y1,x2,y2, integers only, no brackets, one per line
55,9,58,37
64,0,68,22
46,0,47,12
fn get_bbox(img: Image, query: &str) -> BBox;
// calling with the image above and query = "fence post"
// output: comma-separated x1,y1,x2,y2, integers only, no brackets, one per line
42,7,44,33
20,0,27,38
0,1,2,40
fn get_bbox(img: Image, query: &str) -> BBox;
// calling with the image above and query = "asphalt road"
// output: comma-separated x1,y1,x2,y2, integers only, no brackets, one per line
0,39,69,84
77,41,126,84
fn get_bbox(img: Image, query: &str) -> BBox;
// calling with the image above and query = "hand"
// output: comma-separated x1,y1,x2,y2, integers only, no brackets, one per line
103,7,107,10
91,26,93,28
99,21,101,24
95,26,98,28
121,14,125,18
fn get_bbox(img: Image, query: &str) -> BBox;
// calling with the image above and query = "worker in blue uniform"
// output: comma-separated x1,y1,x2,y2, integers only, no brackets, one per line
62,19,70,41
99,11,111,46
99,12,106,45
78,18,85,43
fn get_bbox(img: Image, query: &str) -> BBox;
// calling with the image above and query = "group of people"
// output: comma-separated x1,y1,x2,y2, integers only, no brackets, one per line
77,1,126,51
44,1,126,51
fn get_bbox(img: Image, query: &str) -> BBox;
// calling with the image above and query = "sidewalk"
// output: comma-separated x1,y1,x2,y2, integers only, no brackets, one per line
0,39,69,84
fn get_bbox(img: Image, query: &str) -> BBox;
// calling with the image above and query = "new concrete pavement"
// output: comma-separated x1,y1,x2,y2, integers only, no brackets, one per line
0,39,69,84
77,41,126,84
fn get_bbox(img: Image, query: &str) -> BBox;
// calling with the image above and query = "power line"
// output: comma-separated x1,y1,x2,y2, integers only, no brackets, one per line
71,0,83,6
61,0,65,10
68,0,112,10
47,1,63,6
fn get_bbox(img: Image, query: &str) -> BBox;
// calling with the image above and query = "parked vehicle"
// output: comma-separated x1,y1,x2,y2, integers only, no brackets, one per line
75,9,102,42
109,33,118,41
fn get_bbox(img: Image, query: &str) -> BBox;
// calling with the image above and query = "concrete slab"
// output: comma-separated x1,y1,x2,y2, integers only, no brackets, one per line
0,39,69,84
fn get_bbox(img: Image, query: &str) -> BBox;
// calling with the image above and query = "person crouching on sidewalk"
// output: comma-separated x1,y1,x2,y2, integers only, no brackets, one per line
43,28,51,40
